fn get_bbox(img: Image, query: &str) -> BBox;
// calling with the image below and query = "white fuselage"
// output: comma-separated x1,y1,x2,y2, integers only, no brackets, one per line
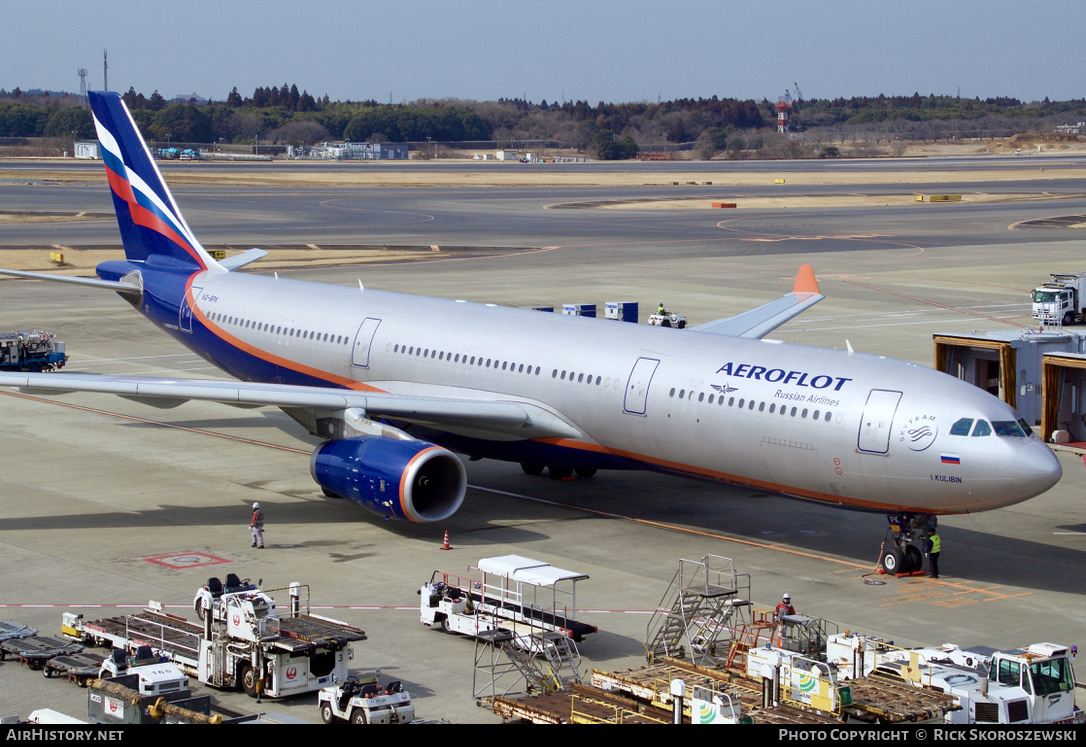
180,268,1062,515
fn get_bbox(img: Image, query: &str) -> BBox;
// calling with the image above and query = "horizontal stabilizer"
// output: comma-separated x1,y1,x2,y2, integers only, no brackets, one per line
220,248,268,271
692,264,823,339
0,269,143,297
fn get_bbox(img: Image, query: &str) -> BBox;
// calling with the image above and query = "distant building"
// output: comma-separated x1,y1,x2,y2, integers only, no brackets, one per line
310,142,409,160
74,140,101,159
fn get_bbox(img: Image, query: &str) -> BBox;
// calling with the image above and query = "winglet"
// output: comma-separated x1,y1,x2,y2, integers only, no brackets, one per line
793,264,820,295
690,264,825,338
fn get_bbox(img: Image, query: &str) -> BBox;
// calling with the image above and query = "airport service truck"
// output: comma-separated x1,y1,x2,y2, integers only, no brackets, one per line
62,581,367,699
1032,272,1086,326
420,555,596,653
825,634,1085,725
317,673,415,724
0,330,67,372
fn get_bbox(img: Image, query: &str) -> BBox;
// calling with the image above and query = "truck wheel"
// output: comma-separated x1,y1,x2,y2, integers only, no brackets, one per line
441,616,456,634
882,548,905,575
240,664,258,697
320,703,336,724
42,665,54,679
350,708,368,725
1065,312,1074,326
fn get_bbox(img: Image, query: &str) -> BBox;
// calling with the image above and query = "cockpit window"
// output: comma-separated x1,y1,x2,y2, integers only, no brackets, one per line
950,418,973,436
1018,418,1034,436
992,420,1026,437
971,420,992,437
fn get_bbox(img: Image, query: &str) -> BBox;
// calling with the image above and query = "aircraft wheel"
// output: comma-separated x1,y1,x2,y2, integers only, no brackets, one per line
350,708,368,724
520,462,545,476
320,703,335,724
574,468,597,478
904,545,924,573
882,548,905,575
548,466,573,479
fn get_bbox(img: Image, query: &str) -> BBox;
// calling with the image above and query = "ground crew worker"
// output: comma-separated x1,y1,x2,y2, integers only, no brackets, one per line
774,593,796,621
658,302,666,315
250,502,265,549
927,530,941,578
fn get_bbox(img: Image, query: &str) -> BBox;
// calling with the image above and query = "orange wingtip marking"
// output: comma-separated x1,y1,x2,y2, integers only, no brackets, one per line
793,264,820,294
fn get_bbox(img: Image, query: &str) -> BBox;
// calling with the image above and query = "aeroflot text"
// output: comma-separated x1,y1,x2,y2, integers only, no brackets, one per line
715,362,852,391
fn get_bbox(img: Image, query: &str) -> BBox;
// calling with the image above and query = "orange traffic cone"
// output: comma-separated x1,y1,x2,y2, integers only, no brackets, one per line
440,530,452,550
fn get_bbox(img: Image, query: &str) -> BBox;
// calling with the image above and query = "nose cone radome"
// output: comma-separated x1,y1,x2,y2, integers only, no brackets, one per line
1014,444,1063,499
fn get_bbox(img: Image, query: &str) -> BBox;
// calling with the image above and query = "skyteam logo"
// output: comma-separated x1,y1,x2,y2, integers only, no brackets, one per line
898,414,938,452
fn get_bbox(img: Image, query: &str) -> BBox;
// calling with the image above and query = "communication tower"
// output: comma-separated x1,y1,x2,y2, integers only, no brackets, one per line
776,91,792,133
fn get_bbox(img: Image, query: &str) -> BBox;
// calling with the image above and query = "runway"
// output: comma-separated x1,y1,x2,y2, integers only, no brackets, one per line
0,159,1084,723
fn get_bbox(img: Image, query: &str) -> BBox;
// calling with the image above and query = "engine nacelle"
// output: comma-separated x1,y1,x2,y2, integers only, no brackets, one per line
310,436,466,522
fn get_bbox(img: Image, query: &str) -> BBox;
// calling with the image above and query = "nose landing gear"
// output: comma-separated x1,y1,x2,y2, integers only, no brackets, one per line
880,513,936,575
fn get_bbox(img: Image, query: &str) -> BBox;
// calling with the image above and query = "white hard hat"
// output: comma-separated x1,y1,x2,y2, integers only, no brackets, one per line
252,502,261,510
782,593,791,600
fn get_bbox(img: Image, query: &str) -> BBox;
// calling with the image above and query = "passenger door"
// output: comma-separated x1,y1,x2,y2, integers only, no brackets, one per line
857,389,902,454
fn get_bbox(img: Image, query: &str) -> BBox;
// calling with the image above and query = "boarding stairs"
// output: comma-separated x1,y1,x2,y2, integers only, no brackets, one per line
644,555,751,667
473,614,583,707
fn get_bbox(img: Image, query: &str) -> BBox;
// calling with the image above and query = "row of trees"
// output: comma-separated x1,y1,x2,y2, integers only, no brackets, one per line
2,86,1084,160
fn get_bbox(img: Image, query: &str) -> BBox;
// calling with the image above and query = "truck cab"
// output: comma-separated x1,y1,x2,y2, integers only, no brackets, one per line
875,642,1082,724
1031,273,1086,326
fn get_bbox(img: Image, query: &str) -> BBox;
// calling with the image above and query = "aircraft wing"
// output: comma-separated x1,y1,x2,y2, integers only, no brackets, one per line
691,264,823,339
0,371,582,440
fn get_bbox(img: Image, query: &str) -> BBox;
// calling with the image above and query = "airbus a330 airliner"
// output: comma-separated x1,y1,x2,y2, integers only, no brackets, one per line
0,92,1063,566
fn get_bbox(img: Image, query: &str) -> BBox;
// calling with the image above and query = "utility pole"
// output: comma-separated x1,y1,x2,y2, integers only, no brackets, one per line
103,49,108,91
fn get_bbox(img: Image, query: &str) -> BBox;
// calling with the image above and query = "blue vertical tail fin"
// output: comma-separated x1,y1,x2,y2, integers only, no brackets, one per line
88,91,219,272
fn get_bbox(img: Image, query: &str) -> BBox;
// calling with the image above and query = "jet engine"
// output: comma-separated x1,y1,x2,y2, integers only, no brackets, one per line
310,436,466,522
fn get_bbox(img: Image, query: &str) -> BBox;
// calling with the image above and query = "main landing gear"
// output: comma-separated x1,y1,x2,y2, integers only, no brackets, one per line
520,462,597,480
880,513,936,575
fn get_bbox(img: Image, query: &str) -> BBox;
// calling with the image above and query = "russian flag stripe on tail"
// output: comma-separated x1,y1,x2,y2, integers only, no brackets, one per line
88,91,217,272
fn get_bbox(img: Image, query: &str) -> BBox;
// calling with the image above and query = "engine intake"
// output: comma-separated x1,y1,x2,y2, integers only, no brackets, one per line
310,436,466,522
